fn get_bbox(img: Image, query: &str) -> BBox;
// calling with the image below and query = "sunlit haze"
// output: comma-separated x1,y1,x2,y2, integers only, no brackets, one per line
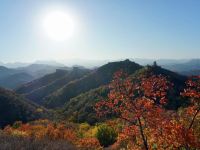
43,10,75,41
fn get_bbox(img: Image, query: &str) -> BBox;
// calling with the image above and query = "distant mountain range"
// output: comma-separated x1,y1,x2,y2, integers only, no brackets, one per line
123,58,200,76
0,63,70,89
2,58,200,72
132,58,189,66
16,64,69,79
1,58,199,89
162,59,200,76
0,62,29,68
0,60,65,68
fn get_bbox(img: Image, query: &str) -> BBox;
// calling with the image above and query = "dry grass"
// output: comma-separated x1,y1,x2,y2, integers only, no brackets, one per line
0,132,77,150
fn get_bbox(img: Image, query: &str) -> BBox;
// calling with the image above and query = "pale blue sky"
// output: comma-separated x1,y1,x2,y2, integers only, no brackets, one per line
0,0,200,62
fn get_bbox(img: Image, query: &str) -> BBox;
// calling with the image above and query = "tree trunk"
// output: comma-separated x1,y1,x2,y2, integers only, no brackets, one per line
138,117,149,150
188,108,200,129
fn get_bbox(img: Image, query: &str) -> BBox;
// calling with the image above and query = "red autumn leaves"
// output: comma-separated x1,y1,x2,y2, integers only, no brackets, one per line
95,71,200,149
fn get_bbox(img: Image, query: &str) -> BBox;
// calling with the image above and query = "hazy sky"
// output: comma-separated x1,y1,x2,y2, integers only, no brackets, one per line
0,0,200,63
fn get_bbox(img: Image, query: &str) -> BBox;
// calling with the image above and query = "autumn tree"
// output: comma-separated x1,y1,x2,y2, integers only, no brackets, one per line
181,76,200,129
95,71,173,149
178,76,200,149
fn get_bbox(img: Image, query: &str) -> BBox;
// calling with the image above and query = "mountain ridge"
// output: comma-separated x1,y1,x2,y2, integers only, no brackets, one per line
21,68,91,104
43,59,142,108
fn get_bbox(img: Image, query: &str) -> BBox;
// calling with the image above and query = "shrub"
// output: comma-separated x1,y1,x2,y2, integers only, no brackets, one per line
95,124,117,147
12,121,22,129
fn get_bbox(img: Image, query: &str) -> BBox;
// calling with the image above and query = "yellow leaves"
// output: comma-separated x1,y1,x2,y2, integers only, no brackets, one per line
36,108,43,113
3,124,29,138
79,123,90,131
78,123,99,138
10,130,28,137
84,126,98,138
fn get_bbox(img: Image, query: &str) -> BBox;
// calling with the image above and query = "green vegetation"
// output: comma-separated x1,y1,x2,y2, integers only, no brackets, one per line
0,88,50,128
61,86,109,124
96,124,117,147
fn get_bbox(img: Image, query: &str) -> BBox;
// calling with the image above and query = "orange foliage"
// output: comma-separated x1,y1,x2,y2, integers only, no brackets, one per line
95,71,200,149
3,120,102,149
77,137,102,150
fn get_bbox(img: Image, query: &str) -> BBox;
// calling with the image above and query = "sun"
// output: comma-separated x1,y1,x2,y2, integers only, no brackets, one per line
43,11,75,41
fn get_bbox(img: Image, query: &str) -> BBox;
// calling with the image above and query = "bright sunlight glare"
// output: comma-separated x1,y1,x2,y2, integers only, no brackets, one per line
43,11,75,41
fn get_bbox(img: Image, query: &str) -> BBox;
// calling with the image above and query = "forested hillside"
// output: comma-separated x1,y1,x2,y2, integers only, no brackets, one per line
0,88,50,128
43,60,142,108
61,86,109,124
16,69,70,94
16,68,91,105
